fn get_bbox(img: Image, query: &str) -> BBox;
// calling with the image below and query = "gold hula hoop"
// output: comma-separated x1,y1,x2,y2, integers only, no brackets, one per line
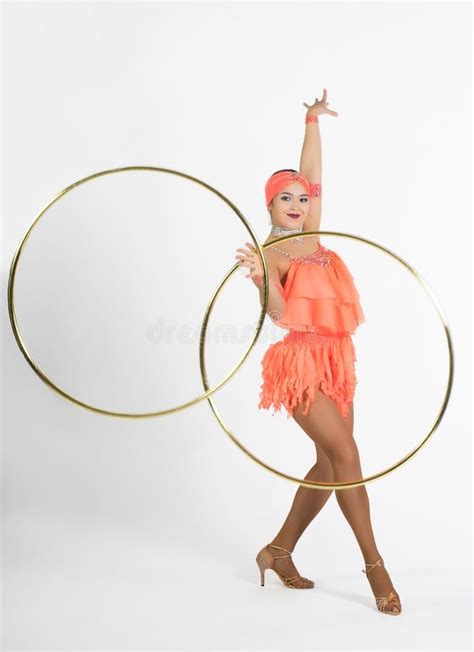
199,231,454,490
7,166,271,418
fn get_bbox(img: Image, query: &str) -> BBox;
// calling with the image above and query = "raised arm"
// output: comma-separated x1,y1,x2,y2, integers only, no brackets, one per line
299,89,339,233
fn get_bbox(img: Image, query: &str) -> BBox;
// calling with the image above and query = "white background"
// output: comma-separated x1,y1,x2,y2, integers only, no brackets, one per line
1,1,472,649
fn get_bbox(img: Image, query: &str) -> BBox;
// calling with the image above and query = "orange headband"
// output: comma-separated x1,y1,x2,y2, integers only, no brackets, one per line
265,170,321,207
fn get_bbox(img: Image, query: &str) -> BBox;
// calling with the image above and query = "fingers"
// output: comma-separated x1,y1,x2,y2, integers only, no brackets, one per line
235,255,255,263
235,251,252,262
235,242,257,252
235,244,260,261
235,242,263,277
236,253,261,277
235,250,254,261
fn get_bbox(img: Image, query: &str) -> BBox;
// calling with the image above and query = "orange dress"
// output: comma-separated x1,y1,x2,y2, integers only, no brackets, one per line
258,244,365,420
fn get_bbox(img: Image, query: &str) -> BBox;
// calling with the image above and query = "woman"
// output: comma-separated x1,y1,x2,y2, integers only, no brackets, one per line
235,90,402,616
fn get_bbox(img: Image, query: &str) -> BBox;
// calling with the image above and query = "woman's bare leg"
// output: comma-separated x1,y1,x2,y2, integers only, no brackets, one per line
268,412,336,579
288,388,397,599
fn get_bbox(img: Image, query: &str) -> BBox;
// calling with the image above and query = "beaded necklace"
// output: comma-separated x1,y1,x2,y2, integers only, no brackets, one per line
269,244,332,268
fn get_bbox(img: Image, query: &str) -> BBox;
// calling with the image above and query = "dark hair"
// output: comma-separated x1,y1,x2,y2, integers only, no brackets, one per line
271,168,298,176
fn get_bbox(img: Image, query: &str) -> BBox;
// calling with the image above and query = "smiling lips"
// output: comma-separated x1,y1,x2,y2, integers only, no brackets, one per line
287,213,300,219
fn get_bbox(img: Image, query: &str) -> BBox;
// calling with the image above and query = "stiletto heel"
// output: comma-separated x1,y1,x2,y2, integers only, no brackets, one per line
256,543,315,589
362,557,402,615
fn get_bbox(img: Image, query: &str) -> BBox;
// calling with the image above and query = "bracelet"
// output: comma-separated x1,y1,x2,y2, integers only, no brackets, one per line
305,114,319,124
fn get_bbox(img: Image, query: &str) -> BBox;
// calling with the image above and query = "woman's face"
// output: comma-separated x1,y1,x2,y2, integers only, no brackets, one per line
268,182,309,229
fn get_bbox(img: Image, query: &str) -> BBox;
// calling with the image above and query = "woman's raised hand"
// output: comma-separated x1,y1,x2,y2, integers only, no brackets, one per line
235,242,263,280
303,88,339,117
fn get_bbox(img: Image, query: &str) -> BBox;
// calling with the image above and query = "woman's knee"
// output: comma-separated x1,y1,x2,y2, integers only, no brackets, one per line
329,440,360,469
315,458,335,481
315,444,333,473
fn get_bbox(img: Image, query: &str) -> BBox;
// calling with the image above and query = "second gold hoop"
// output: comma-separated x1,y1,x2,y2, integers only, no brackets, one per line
7,166,272,418
199,231,454,490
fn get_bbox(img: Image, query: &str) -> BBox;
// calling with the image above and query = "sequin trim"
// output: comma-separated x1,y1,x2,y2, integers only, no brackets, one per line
270,244,332,268
308,181,321,198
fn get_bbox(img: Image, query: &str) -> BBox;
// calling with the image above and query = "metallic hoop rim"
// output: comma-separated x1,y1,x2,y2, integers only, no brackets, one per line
199,231,455,490
7,166,271,418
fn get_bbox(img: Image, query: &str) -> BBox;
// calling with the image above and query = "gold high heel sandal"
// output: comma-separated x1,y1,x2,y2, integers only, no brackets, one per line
362,557,402,615
256,543,315,589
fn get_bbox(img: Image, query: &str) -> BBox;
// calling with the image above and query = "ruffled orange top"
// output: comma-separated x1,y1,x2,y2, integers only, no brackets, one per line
274,244,365,335
258,244,365,420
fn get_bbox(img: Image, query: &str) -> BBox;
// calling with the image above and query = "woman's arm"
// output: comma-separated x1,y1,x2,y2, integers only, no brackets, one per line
299,119,322,234
300,116,322,183
299,89,339,233
252,262,287,325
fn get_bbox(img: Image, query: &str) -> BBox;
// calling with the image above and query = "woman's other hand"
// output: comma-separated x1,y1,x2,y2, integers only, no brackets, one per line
235,242,263,282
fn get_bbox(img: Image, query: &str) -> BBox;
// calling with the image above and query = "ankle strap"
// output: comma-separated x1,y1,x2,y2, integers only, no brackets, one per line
268,543,293,555
362,558,384,575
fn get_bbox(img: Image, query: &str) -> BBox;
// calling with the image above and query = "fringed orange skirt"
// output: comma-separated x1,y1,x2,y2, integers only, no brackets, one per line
258,330,358,420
